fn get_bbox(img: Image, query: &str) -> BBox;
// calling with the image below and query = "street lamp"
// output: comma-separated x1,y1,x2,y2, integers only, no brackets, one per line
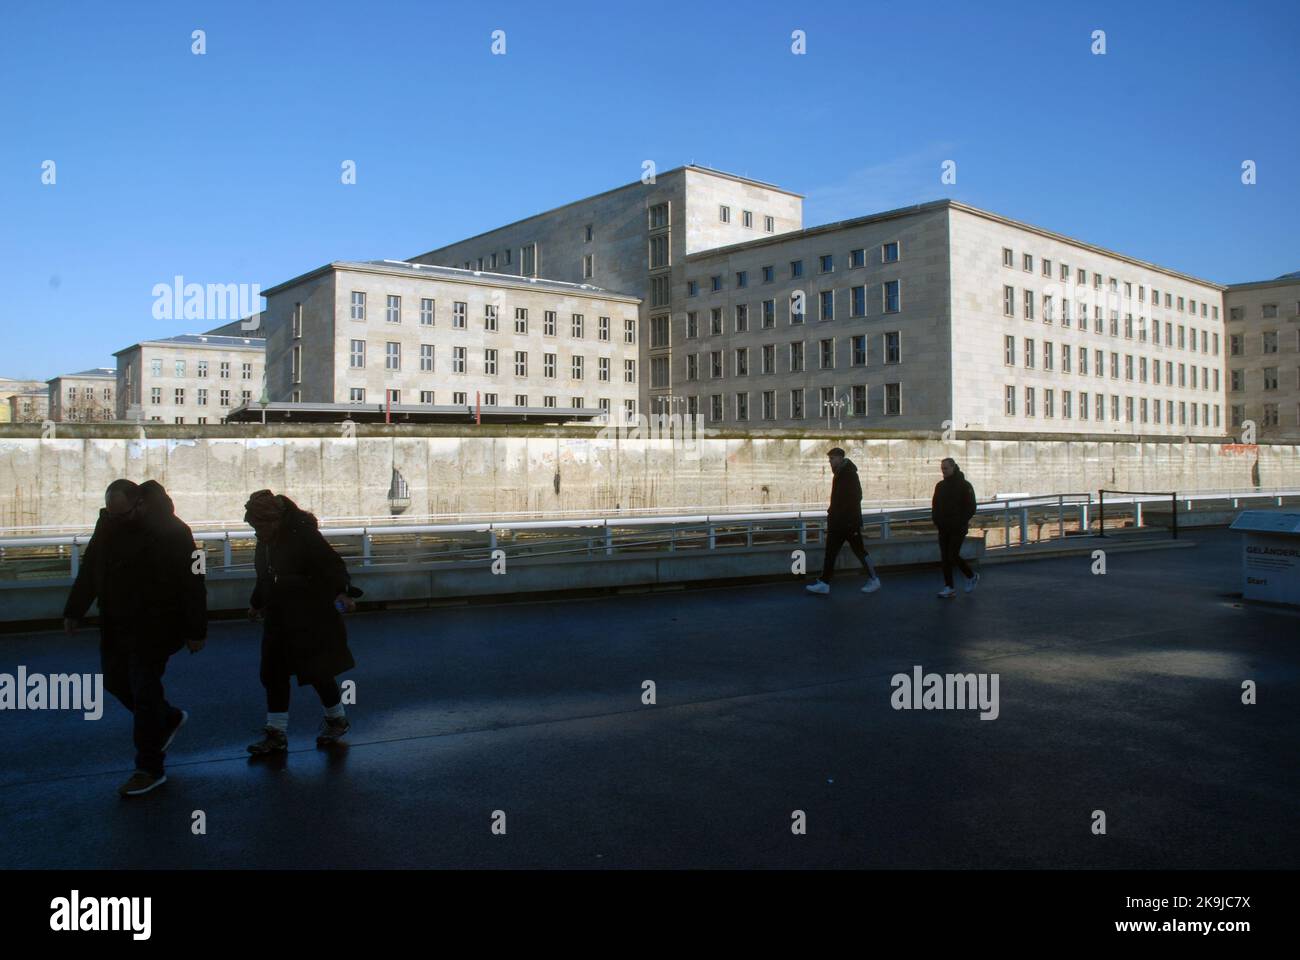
654,393,686,432
822,394,849,430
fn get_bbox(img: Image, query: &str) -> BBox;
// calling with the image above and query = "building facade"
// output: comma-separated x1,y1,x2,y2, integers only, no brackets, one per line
408,167,1229,436
114,334,266,423
6,390,50,423
47,368,116,422
407,165,803,416
1224,274,1300,440
259,260,642,418
0,379,48,423
950,204,1225,436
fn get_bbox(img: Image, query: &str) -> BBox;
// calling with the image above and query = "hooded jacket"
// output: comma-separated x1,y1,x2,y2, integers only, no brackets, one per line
931,468,977,532
64,481,207,650
250,502,358,685
827,458,864,531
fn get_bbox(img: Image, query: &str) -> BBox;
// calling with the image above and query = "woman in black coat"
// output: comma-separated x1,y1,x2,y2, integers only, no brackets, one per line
243,489,360,754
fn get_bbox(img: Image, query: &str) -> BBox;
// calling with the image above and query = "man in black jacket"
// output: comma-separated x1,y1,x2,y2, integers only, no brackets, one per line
931,458,979,598
64,479,207,796
806,448,881,595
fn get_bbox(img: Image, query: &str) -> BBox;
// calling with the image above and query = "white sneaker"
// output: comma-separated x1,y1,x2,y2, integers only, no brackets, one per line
805,580,830,595
937,586,956,599
861,577,881,594
965,572,980,594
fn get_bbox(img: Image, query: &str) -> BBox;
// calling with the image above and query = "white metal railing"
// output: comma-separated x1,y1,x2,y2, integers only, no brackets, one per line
1,487,1296,582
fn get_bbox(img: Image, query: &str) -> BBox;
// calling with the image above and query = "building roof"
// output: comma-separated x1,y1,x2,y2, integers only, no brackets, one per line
261,259,641,302
49,367,116,382
685,198,1226,290
1225,271,1300,290
113,334,266,356
405,164,804,262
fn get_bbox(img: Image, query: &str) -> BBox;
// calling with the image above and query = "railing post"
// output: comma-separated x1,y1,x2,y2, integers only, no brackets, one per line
1079,501,1088,534
745,522,753,548
1098,490,1106,538
1057,495,1064,541
70,541,80,578
707,524,716,550
1135,501,1143,528
1171,492,1178,541
881,516,891,540
604,527,613,557
799,519,807,546
363,530,372,566
1003,504,1010,548
1019,508,1029,546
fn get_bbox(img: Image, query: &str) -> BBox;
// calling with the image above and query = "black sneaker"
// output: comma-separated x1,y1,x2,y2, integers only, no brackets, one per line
162,709,188,752
118,770,166,797
247,726,288,756
316,716,350,747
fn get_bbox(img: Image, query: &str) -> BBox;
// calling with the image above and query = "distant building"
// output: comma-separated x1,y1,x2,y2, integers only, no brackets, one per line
1224,273,1300,440
47,368,116,422
113,334,266,424
259,260,641,419
7,390,50,423
0,379,47,423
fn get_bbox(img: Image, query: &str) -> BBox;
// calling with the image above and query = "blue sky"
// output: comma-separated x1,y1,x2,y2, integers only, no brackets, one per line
2,0,1296,380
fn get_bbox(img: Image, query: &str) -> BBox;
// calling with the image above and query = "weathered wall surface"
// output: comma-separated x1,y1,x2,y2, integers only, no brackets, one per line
1,429,1295,530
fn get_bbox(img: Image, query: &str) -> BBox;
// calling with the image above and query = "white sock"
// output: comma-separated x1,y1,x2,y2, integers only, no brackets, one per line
266,712,289,732
324,703,346,720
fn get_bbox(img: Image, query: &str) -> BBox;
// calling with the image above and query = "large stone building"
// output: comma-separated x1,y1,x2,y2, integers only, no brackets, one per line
259,260,641,419
1224,273,1300,440
47,368,116,422
409,165,1228,436
114,334,266,424
408,165,801,420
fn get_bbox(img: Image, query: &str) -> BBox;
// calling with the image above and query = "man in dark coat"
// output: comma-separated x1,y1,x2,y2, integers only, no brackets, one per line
806,448,881,595
243,489,360,754
64,479,207,796
932,457,979,598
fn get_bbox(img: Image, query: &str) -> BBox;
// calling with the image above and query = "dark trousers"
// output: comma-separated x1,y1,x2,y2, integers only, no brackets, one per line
938,527,974,587
261,627,342,713
100,619,181,776
821,524,875,582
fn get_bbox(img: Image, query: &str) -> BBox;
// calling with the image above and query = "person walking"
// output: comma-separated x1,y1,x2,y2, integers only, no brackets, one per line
242,490,361,755
64,479,207,797
932,458,979,598
806,447,881,595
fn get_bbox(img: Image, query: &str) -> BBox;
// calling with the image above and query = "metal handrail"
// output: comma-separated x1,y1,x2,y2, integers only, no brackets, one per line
2,488,1297,581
